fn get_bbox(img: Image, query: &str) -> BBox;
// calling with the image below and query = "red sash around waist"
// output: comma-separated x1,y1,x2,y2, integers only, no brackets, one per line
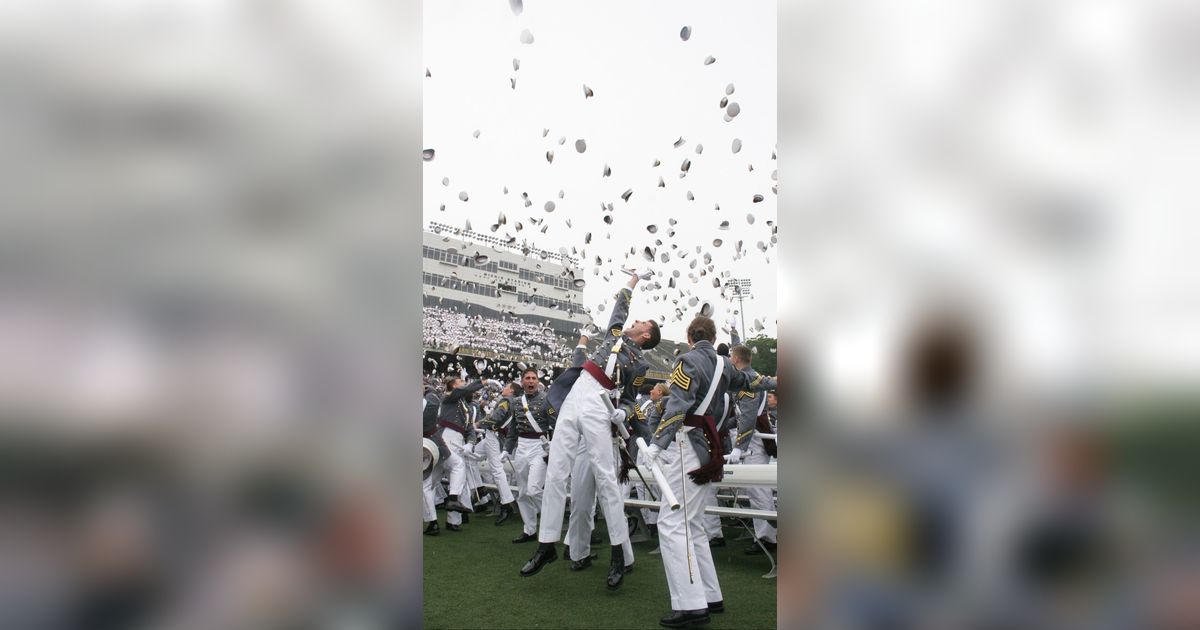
582,360,617,391
755,413,777,457
683,414,725,484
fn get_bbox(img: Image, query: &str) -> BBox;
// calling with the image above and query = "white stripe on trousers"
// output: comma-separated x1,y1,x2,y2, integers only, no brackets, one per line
656,431,723,612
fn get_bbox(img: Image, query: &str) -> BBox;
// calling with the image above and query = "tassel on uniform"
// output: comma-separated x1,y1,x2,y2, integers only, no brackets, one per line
617,445,636,484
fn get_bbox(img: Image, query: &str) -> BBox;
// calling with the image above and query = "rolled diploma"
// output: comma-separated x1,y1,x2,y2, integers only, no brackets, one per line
635,437,680,510
599,393,631,440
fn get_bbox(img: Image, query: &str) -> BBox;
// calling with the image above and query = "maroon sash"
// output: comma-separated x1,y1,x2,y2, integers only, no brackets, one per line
756,413,777,457
582,360,617,390
437,420,466,436
684,414,725,484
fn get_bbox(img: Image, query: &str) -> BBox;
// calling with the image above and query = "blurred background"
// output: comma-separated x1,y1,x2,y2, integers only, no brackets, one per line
0,0,422,628
779,1,1200,628
1,0,1198,629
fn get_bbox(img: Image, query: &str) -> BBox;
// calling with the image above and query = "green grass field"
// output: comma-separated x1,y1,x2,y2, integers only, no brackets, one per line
423,507,777,629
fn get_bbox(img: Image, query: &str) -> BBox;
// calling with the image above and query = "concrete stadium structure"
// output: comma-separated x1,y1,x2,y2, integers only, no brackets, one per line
422,222,683,379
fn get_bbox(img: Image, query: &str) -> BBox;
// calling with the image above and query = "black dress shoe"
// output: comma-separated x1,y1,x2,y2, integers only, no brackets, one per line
520,542,557,576
494,502,515,526
512,532,537,544
707,600,724,614
606,545,626,590
745,539,778,555
423,521,439,536
708,536,726,547
659,609,710,627
569,554,596,571
446,523,462,532
443,496,471,514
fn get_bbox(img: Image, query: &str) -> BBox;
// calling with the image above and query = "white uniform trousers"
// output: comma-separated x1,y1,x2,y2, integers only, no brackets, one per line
422,470,437,522
441,428,472,526
514,437,547,536
744,435,777,543
702,484,722,539
465,447,483,497
566,438,634,565
538,372,629,546
656,430,723,612
480,429,515,504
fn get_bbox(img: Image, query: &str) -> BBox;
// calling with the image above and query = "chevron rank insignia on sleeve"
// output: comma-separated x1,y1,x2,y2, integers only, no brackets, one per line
670,362,691,390
633,375,645,386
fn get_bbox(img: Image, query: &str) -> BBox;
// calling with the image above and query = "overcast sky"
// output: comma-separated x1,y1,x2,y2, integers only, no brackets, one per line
423,0,777,342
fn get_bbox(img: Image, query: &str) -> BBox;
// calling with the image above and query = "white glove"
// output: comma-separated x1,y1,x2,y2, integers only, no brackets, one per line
610,409,627,424
500,451,512,463
462,442,475,455
644,444,662,467
725,447,742,464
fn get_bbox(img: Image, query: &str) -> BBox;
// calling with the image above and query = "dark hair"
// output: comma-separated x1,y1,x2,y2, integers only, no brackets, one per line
522,367,539,379
443,376,460,392
643,320,661,350
716,343,730,356
730,344,752,364
686,316,717,344
904,314,975,412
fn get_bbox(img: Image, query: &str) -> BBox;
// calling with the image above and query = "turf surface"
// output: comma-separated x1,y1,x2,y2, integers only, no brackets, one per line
423,507,777,629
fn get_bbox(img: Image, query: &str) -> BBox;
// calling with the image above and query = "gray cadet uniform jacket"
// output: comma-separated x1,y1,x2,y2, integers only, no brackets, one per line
503,389,557,454
652,340,776,482
733,366,771,450
547,287,648,422
484,395,514,432
629,396,664,461
423,387,447,459
437,381,483,444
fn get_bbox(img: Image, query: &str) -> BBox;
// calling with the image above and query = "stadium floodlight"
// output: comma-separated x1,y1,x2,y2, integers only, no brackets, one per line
724,279,752,339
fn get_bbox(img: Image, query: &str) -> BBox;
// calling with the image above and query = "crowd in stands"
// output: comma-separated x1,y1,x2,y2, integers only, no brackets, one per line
422,306,574,363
